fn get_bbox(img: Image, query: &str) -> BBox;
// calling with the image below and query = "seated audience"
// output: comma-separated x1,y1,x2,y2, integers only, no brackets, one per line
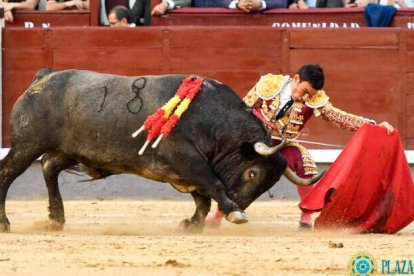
130,0,150,25
151,0,287,15
228,0,287,12
288,0,315,9
314,0,344,7
102,0,150,26
45,0,89,10
345,0,378,7
379,0,414,8
151,0,190,16
108,4,136,26
0,0,39,23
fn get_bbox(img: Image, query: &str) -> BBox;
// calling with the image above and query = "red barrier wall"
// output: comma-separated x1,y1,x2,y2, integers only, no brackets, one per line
2,27,414,149
152,7,414,28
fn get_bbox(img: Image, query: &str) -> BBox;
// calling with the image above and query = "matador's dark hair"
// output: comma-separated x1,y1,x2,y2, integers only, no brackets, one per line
296,64,325,90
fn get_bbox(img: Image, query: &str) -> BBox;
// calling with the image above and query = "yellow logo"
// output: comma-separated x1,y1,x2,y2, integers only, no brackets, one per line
348,251,377,276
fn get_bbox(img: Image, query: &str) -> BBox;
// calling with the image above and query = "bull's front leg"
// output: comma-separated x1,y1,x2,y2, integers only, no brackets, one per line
195,180,248,225
210,185,248,224
167,145,247,226
179,192,211,233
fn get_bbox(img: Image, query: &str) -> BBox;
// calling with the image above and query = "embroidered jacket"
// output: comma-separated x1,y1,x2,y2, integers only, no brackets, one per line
243,74,375,175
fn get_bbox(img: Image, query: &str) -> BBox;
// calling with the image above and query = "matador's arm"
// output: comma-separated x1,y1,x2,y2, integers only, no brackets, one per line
317,102,376,132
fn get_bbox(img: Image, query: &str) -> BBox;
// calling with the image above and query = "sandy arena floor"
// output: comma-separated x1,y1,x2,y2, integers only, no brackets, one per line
0,200,413,275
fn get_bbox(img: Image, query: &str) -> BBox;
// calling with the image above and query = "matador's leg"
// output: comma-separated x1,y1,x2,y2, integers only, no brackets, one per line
281,144,318,229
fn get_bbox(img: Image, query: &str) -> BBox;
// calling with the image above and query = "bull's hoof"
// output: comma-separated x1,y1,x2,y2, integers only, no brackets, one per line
179,218,204,234
226,211,248,224
47,220,65,231
0,217,10,233
48,214,65,229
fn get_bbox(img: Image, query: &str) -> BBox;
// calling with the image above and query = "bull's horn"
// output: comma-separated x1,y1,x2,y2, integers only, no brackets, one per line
254,139,286,156
283,167,325,187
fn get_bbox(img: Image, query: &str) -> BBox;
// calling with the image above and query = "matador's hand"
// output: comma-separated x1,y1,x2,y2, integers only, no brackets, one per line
378,121,394,135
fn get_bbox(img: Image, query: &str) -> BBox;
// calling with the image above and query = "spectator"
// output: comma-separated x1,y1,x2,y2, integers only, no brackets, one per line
102,0,149,26
379,0,414,8
0,0,39,23
315,0,344,7
152,0,286,15
108,5,136,26
151,0,190,16
45,0,88,10
288,0,315,9
130,0,150,25
345,0,387,8
228,0,287,12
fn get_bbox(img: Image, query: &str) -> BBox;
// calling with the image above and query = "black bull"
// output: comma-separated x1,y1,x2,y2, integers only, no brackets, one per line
0,69,320,232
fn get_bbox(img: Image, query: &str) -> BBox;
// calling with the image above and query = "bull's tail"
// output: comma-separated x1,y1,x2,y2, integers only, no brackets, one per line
32,68,54,83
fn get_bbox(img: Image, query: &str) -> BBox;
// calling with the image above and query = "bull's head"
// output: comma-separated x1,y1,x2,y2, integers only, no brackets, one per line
222,140,324,223
254,141,325,187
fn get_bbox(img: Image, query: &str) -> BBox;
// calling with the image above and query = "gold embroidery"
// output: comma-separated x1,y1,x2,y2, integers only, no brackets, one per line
286,124,300,134
243,87,259,107
260,97,280,121
287,142,318,176
256,74,289,100
320,102,375,132
289,113,304,124
305,90,329,108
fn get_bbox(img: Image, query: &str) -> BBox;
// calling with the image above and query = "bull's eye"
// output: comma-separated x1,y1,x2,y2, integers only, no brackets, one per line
249,170,256,179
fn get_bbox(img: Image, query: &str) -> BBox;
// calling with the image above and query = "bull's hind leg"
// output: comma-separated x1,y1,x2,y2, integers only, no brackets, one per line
41,151,76,230
0,147,44,232
179,192,211,233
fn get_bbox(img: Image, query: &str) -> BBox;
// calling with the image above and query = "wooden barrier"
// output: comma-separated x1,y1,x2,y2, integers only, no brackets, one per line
2,27,414,150
151,7,414,28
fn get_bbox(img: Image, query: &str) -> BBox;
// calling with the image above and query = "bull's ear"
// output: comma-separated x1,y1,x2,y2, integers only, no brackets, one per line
240,142,258,160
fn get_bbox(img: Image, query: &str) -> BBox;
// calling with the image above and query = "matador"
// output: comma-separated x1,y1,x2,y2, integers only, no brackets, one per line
206,64,394,229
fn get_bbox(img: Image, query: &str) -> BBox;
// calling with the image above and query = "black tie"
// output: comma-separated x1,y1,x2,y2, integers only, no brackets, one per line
275,98,293,120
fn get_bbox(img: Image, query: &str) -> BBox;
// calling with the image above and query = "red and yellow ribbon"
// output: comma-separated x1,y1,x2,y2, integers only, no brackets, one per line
131,76,205,155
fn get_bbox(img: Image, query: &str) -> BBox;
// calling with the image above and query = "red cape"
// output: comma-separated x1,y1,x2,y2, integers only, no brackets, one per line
299,124,414,234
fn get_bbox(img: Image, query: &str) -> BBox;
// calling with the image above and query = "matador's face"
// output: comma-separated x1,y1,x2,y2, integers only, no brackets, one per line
291,74,317,103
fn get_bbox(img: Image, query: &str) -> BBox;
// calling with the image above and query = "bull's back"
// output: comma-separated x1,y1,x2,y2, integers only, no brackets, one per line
50,71,186,158
10,70,183,150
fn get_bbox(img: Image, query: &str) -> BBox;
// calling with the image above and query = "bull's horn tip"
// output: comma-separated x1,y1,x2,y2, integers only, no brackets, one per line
311,170,326,184
254,142,268,155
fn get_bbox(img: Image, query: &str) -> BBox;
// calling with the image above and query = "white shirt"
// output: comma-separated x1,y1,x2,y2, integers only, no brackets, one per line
306,0,317,8
275,81,293,116
404,0,414,7
379,0,414,8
